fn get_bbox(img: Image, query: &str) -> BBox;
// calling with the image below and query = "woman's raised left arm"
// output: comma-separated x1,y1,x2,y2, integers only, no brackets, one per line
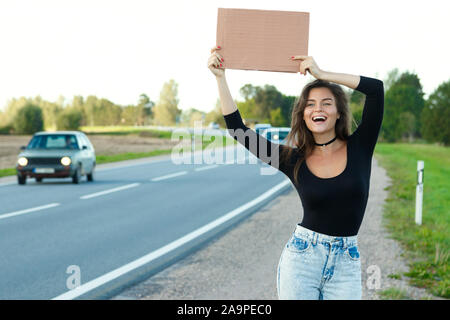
291,55,360,89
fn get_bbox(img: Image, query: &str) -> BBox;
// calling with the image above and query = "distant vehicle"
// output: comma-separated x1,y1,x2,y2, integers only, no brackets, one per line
254,123,272,135
208,122,220,129
261,127,291,145
16,131,96,185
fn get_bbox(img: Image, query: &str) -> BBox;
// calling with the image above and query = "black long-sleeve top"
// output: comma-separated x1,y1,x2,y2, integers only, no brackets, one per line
223,76,384,236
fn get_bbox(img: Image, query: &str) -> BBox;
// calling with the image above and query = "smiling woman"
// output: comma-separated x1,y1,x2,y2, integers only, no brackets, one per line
209,47,384,300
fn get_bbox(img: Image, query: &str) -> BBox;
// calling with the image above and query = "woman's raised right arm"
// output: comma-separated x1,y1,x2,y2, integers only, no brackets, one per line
216,75,238,116
207,46,289,174
208,46,237,116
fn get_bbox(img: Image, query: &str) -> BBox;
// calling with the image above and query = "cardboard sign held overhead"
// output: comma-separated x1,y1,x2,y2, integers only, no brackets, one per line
216,8,309,73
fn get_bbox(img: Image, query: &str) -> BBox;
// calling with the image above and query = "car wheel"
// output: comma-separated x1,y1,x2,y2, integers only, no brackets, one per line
36,177,43,183
87,169,94,182
72,166,81,184
18,174,26,185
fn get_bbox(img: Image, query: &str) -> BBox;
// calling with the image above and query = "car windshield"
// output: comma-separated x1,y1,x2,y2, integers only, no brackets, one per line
27,135,79,150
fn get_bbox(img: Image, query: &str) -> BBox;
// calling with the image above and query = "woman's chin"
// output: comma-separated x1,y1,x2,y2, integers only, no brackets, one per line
308,126,331,133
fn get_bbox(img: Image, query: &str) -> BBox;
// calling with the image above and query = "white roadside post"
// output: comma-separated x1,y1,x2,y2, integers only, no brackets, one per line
415,160,424,225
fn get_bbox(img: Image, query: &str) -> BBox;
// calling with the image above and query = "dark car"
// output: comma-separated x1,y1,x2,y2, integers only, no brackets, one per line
254,123,272,135
260,127,291,145
16,131,96,185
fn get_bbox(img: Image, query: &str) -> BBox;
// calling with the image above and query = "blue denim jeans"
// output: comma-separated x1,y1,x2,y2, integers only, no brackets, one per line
277,224,362,300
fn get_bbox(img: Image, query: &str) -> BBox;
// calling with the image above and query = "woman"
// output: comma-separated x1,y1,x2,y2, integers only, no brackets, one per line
207,46,384,300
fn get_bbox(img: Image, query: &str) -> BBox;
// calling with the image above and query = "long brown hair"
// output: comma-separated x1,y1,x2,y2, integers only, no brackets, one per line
280,79,353,187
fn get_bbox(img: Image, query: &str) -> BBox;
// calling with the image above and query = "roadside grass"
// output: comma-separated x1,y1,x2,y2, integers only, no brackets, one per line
0,130,236,177
80,125,173,139
378,287,411,300
374,142,449,299
0,168,16,178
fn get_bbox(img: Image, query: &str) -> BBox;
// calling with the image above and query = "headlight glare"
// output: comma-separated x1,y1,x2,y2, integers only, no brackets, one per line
61,156,72,166
18,157,28,166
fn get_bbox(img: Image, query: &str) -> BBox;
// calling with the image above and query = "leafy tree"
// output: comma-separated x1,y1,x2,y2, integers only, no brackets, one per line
280,95,296,126
153,79,181,126
270,107,284,127
82,96,121,126
398,111,416,142
421,80,450,145
205,99,226,128
2,97,29,127
0,109,5,126
56,107,83,130
347,87,365,134
238,84,259,121
383,71,425,142
350,90,365,105
239,84,257,101
98,98,122,125
0,109,14,133
350,104,364,133
13,103,44,134
137,94,155,125
38,99,63,130
384,68,400,92
121,105,139,125
180,107,205,127
254,85,283,121
69,96,86,125
237,99,258,122
396,72,425,137
237,83,292,126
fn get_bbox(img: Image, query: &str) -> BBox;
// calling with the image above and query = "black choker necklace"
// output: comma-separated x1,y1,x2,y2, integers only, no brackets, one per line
314,136,337,146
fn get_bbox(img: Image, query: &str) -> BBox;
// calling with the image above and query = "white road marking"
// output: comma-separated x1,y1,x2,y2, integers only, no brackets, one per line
80,183,140,200
151,171,187,181
0,203,61,220
52,178,290,300
194,165,218,172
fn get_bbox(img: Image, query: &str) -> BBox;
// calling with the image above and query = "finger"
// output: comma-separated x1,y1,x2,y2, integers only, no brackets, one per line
208,55,222,67
208,58,222,69
213,54,223,67
299,66,305,75
208,60,219,69
210,45,222,53
208,61,218,69
299,61,306,74
214,52,224,63
291,55,309,60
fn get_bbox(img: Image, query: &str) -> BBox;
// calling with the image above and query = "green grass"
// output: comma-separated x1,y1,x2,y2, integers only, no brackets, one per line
388,273,403,280
80,125,173,139
378,287,412,300
374,142,449,298
0,168,16,178
95,149,173,165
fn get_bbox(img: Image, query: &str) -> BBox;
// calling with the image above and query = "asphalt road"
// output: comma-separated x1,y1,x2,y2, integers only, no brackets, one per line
0,146,290,299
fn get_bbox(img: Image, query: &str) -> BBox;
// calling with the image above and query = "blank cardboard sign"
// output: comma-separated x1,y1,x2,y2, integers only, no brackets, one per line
216,8,309,73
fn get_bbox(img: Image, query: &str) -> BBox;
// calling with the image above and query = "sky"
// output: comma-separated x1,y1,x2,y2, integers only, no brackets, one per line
0,0,449,113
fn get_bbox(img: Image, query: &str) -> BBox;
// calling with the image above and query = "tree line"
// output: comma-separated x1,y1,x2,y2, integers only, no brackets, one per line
0,70,448,146
0,79,186,133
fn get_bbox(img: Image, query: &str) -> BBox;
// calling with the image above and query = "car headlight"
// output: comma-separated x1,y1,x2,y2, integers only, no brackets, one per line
61,156,72,166
18,157,28,166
